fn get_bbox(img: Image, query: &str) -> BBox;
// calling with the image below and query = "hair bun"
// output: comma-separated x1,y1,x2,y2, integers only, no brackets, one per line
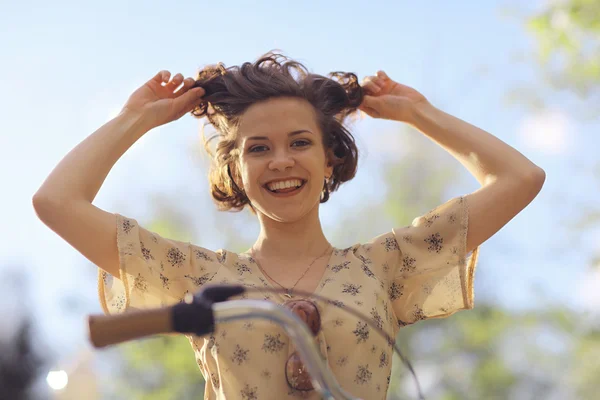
330,71,363,110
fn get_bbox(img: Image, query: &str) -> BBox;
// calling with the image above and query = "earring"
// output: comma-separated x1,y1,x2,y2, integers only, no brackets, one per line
321,178,330,202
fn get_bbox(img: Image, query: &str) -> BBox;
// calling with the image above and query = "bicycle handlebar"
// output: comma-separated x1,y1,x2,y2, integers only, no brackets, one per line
88,285,362,400
88,306,174,347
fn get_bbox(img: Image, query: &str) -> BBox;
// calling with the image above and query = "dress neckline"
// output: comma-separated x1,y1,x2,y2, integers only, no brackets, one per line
242,248,337,301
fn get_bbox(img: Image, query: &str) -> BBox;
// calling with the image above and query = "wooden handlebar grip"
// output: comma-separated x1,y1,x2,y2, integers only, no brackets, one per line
88,307,174,348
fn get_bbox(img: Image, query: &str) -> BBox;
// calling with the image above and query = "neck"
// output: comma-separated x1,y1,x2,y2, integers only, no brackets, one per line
252,205,330,260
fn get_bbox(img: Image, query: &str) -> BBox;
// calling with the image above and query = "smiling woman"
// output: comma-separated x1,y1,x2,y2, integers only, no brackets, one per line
193,56,362,213
32,51,544,400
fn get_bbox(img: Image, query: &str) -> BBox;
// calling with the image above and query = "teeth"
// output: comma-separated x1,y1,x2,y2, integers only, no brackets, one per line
267,179,303,191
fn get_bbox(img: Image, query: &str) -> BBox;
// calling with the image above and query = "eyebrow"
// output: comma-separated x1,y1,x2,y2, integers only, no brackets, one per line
246,130,313,141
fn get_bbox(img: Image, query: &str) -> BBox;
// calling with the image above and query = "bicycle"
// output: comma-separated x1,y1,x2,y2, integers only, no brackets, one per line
88,284,425,400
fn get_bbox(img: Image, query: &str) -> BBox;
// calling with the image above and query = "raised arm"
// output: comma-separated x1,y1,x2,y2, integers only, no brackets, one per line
406,102,545,253
33,71,205,277
360,71,545,253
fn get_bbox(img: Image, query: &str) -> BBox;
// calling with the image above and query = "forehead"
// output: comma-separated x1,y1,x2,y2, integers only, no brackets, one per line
237,97,319,140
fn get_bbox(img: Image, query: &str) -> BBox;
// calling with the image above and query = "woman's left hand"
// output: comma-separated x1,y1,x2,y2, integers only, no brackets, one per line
359,71,429,123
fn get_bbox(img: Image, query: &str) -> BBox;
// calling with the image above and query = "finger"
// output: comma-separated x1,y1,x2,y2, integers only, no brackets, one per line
362,77,381,94
161,71,172,84
165,73,184,90
361,76,377,87
370,75,386,89
152,70,171,84
358,105,379,119
377,70,390,81
363,84,379,95
152,70,164,82
362,95,381,106
173,77,197,98
364,75,386,92
172,86,206,115
360,96,382,118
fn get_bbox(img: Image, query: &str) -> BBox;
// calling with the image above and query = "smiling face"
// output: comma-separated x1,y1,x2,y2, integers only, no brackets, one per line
236,97,333,222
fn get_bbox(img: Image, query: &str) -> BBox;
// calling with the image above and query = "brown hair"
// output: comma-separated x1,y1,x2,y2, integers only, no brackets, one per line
191,52,364,211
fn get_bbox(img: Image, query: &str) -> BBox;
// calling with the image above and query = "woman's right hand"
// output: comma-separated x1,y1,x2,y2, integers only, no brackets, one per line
122,70,206,130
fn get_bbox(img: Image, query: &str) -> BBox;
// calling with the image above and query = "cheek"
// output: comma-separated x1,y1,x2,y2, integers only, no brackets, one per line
239,166,251,187
238,160,259,190
304,151,328,175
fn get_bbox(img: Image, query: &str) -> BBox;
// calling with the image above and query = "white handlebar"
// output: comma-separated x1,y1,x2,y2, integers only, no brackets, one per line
88,298,362,400
213,300,362,400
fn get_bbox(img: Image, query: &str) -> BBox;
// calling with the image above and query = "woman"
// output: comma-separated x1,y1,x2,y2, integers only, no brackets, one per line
33,53,545,399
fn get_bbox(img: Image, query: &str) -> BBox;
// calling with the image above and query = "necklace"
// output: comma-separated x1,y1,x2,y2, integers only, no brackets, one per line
251,244,332,299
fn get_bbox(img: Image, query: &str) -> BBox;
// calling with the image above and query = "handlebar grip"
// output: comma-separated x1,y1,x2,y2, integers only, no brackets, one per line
88,307,174,348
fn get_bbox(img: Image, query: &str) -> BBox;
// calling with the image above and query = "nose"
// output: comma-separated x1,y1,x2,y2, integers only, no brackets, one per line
268,149,295,171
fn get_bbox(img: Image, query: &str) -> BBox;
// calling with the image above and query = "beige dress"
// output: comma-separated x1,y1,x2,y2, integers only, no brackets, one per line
99,196,479,399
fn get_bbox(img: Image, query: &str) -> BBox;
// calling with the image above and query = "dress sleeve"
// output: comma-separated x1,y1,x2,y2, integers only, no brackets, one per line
98,214,221,315
389,196,479,326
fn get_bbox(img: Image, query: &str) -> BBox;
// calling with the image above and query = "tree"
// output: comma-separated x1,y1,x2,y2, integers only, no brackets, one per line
110,335,205,400
524,0,600,268
101,22,600,395
0,319,49,400
526,0,600,98
0,268,50,400
106,219,209,400
103,124,600,399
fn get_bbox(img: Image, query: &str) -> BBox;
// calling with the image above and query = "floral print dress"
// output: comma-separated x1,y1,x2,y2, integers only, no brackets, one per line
98,196,479,399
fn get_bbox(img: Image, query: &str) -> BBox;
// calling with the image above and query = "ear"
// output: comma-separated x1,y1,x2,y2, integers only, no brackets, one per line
324,150,334,180
325,165,333,180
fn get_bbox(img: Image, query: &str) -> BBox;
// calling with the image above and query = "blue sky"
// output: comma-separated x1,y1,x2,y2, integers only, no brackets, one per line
2,0,599,384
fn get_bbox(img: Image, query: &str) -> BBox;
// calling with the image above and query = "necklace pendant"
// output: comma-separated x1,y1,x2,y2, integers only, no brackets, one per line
285,290,293,299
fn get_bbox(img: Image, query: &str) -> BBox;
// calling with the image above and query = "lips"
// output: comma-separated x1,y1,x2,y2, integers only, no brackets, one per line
262,179,307,197
263,178,307,193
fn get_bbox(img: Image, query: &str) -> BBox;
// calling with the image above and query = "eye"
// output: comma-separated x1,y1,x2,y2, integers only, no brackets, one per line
291,139,311,148
248,145,269,153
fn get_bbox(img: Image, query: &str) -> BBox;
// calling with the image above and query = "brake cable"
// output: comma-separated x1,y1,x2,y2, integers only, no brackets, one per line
181,284,425,400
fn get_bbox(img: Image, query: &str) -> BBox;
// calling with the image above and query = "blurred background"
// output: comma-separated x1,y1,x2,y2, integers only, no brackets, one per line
1,0,599,399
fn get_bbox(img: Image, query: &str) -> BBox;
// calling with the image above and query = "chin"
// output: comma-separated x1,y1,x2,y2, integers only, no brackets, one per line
253,190,321,223
267,208,312,223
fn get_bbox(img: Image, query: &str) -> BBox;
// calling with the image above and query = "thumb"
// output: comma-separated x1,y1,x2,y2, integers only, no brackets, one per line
360,95,383,118
361,95,383,109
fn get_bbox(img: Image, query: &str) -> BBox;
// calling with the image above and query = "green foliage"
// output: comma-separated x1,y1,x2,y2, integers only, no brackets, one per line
113,335,205,400
111,218,206,400
147,219,193,243
113,154,600,400
112,93,600,400
526,0,600,272
387,303,600,399
383,127,459,228
527,0,600,95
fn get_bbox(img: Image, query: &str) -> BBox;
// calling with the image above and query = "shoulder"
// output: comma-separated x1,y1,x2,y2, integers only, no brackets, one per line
334,232,401,281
